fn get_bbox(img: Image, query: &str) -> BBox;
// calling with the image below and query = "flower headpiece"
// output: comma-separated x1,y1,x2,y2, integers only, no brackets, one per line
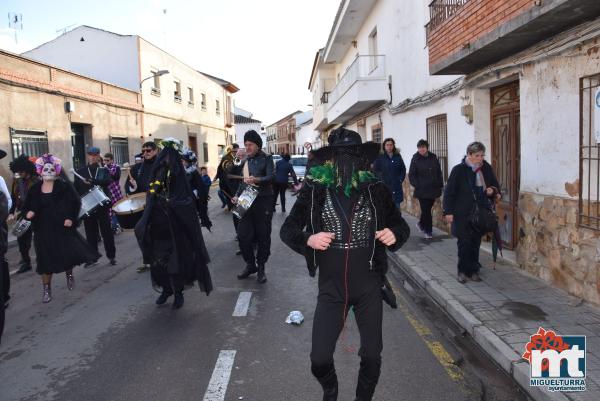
35,154,62,175
159,137,183,153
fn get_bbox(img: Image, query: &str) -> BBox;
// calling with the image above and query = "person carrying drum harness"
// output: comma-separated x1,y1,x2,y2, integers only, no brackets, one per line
280,128,410,401
74,147,116,267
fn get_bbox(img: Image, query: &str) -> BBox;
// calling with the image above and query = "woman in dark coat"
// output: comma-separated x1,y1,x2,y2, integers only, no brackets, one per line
443,142,500,283
135,141,212,309
24,155,99,303
408,139,444,239
373,138,406,208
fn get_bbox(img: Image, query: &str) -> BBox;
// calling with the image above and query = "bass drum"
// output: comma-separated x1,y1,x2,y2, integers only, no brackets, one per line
112,193,146,230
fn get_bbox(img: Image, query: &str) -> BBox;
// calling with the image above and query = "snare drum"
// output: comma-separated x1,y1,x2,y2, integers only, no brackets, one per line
232,185,259,220
112,193,146,230
79,186,111,219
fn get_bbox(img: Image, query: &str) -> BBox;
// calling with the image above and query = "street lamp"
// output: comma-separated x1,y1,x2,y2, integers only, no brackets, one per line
139,69,169,91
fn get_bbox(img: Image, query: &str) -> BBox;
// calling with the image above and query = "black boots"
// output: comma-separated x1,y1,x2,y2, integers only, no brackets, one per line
256,264,267,284
316,367,338,401
354,358,381,401
172,292,184,309
156,290,173,305
237,263,258,279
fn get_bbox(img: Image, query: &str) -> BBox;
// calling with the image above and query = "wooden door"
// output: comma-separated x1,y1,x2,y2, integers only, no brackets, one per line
188,135,198,155
491,82,520,249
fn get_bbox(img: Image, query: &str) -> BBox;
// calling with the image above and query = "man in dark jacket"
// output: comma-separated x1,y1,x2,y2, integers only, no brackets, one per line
443,142,500,283
233,130,274,283
74,147,116,266
373,138,406,208
272,153,298,213
408,139,444,239
280,128,410,401
126,142,158,195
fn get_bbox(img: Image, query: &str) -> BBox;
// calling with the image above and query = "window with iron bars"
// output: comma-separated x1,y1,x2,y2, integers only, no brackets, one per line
426,114,449,182
580,74,600,231
109,136,130,166
9,128,49,159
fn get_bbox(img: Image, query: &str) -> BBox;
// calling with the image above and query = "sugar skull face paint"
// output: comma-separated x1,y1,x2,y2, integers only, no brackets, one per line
41,163,57,181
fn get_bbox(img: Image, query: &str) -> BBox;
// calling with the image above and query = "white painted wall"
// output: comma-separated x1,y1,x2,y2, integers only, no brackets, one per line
23,26,140,91
297,122,319,152
328,0,462,108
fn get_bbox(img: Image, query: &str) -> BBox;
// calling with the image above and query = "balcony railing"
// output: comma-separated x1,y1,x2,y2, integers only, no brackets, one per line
328,55,386,109
426,0,469,36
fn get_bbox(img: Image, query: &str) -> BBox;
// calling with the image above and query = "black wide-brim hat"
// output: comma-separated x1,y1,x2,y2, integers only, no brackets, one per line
312,127,380,163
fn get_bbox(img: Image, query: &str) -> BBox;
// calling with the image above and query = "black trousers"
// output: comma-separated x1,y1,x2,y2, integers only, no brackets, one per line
311,249,383,401
0,257,5,342
83,206,116,259
1,258,9,302
457,230,482,276
272,182,288,212
237,196,272,266
17,228,33,264
418,198,435,235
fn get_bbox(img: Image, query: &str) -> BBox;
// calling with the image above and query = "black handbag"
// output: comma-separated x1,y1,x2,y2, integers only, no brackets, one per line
466,176,498,234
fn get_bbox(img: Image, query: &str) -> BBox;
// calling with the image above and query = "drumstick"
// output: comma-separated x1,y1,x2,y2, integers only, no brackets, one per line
70,168,88,182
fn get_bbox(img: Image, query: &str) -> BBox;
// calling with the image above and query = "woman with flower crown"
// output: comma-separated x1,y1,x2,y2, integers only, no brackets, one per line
23,154,98,303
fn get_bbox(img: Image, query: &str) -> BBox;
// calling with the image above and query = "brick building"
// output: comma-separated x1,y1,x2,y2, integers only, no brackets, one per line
426,0,600,303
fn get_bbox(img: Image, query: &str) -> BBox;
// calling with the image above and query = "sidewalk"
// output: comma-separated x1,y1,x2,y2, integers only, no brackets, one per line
389,214,600,401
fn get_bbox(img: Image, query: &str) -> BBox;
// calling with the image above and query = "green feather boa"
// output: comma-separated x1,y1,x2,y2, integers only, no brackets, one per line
307,161,376,197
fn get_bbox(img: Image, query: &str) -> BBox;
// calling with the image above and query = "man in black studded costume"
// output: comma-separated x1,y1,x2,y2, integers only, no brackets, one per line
280,128,410,401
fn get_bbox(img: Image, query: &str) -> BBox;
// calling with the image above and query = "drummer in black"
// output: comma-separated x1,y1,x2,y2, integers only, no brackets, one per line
74,147,116,266
233,130,274,284
126,142,158,195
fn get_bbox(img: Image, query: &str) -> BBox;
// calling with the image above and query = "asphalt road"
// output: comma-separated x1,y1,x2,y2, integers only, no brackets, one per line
0,189,527,401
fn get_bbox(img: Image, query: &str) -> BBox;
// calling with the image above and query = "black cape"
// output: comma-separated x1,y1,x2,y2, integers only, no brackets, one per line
134,147,212,294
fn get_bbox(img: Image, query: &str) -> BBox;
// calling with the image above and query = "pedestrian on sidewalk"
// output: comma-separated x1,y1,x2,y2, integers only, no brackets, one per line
280,128,410,401
272,154,298,213
134,139,212,309
8,154,39,273
232,130,274,284
443,142,500,284
408,139,444,239
102,153,123,234
24,155,98,303
373,138,406,209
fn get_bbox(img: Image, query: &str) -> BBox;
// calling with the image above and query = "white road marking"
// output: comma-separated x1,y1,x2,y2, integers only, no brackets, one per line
232,292,252,317
203,350,237,401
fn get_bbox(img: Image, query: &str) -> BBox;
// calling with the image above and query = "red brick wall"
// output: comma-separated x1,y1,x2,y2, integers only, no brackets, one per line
428,0,535,68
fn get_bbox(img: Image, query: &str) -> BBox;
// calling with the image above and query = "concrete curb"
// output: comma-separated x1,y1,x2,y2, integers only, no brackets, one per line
388,251,571,401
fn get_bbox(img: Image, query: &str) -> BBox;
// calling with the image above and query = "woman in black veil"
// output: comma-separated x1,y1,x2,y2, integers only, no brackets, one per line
134,140,212,309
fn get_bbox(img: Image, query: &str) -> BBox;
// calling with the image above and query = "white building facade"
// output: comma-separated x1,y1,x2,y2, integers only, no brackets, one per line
309,0,468,228
24,25,238,176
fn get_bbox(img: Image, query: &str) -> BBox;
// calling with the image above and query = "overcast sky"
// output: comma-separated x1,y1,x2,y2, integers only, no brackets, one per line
0,0,340,125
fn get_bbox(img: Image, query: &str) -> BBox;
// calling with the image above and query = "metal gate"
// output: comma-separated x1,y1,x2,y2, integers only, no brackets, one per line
9,128,49,158
580,74,600,231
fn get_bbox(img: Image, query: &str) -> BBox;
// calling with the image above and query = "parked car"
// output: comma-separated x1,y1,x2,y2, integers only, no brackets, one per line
290,155,308,182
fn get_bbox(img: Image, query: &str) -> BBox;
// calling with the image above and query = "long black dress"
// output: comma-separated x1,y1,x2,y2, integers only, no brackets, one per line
135,147,212,294
24,179,99,274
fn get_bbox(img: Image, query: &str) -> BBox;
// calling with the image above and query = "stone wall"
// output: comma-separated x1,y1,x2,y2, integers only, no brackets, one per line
518,192,600,305
401,183,600,305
